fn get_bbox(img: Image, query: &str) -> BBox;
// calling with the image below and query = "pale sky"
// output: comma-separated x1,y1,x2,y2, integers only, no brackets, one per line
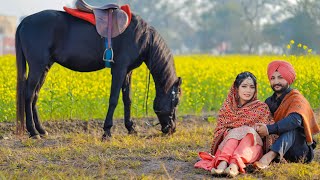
0,0,75,18
0,0,298,21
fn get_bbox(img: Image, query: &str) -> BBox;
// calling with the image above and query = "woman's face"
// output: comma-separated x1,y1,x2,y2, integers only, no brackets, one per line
237,77,256,106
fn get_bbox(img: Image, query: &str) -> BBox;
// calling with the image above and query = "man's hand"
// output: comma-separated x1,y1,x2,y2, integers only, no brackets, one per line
254,123,269,137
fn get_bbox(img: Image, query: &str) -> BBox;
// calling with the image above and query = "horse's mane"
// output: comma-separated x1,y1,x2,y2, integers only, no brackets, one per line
132,14,177,93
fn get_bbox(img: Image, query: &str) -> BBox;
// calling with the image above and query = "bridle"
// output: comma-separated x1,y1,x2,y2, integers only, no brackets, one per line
154,80,181,133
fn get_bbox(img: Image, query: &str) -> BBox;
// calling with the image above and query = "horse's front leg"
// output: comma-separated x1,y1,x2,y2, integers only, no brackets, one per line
122,71,136,134
102,68,127,140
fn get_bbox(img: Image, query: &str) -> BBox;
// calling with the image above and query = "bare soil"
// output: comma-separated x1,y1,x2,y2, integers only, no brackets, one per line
0,112,319,179
0,116,216,179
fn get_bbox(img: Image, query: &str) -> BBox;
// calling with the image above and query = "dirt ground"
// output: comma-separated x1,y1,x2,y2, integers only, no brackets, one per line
0,116,215,179
0,112,319,179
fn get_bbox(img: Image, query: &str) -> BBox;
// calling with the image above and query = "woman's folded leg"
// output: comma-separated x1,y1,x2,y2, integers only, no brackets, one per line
213,138,240,168
229,134,263,173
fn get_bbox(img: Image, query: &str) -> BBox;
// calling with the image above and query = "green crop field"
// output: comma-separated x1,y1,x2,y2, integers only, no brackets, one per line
0,55,319,122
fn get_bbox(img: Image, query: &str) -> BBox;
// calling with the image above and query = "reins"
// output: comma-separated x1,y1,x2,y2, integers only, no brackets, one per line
143,65,161,129
144,67,151,117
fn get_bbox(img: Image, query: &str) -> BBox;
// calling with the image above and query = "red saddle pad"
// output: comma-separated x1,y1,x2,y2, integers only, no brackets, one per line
63,4,132,26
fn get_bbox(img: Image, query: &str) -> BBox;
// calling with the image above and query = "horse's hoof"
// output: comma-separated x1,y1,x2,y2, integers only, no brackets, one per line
40,131,49,138
30,135,41,139
101,131,111,142
128,128,137,135
101,135,111,142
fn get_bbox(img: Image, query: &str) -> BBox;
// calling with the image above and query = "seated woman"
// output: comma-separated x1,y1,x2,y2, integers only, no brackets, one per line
194,71,274,177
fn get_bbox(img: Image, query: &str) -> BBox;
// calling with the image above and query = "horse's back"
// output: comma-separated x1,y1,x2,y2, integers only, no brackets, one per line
17,10,67,47
17,10,105,71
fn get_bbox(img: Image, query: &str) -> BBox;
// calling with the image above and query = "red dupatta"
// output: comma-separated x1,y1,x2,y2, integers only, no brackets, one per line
210,83,273,154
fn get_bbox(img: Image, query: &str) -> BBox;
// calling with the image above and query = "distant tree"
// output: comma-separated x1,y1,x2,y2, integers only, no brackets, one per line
196,0,280,54
263,0,320,54
73,0,320,54
238,0,280,54
125,0,196,53
73,0,194,52
194,0,246,53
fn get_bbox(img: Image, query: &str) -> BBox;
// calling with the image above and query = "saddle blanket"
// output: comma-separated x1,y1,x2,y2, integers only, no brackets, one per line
63,5,132,26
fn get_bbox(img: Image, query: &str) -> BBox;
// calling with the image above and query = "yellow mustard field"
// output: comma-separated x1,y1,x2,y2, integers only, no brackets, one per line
0,55,319,122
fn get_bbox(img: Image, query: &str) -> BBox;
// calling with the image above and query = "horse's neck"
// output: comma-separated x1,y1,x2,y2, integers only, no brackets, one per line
136,15,177,94
145,55,176,95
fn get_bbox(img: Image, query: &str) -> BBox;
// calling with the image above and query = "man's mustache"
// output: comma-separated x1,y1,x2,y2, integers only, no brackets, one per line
272,84,283,88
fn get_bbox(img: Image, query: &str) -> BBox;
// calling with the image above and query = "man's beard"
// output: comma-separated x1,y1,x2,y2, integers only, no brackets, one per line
271,83,289,94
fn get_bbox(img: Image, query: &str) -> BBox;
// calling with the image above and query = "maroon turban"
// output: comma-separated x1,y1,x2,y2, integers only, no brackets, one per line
267,60,296,85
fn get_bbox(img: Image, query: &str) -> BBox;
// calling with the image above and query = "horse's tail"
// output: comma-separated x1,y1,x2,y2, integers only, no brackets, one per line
15,26,26,136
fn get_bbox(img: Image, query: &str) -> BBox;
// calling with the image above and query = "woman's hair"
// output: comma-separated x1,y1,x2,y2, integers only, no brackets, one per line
234,71,257,88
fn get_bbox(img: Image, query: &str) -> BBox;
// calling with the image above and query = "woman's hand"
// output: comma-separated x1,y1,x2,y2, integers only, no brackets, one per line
223,129,229,137
254,123,269,137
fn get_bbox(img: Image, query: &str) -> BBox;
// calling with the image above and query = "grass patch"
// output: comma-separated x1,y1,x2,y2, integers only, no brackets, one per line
0,115,320,179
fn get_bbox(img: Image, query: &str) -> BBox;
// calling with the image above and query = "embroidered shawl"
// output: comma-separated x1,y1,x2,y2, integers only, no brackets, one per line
210,83,273,154
273,89,319,145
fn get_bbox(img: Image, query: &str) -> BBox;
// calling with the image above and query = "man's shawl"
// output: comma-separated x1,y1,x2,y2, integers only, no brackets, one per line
273,89,319,145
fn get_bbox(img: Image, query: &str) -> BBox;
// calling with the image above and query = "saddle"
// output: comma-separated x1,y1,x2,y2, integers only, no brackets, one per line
75,0,130,65
76,0,129,38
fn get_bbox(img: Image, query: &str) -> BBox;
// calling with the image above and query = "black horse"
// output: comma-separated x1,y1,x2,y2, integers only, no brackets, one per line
16,10,182,139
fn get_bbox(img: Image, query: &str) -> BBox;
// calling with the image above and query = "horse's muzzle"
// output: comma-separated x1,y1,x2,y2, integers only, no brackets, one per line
161,120,176,134
156,112,176,134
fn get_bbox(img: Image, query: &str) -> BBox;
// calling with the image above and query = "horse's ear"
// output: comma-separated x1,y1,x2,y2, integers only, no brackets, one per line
176,77,182,86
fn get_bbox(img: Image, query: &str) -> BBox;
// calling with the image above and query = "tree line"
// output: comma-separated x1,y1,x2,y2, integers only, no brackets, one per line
88,0,320,55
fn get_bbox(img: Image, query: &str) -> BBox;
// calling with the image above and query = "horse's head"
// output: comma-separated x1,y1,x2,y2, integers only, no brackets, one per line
153,77,182,134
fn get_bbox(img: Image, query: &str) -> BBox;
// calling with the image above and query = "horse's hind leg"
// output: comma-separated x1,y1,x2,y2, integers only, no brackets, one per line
25,66,50,138
32,66,51,137
122,71,136,134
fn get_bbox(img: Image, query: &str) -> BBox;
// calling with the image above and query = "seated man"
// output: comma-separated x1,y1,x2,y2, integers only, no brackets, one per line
254,60,319,169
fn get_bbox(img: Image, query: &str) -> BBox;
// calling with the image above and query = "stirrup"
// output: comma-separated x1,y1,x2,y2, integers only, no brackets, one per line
103,47,114,63
105,59,115,63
